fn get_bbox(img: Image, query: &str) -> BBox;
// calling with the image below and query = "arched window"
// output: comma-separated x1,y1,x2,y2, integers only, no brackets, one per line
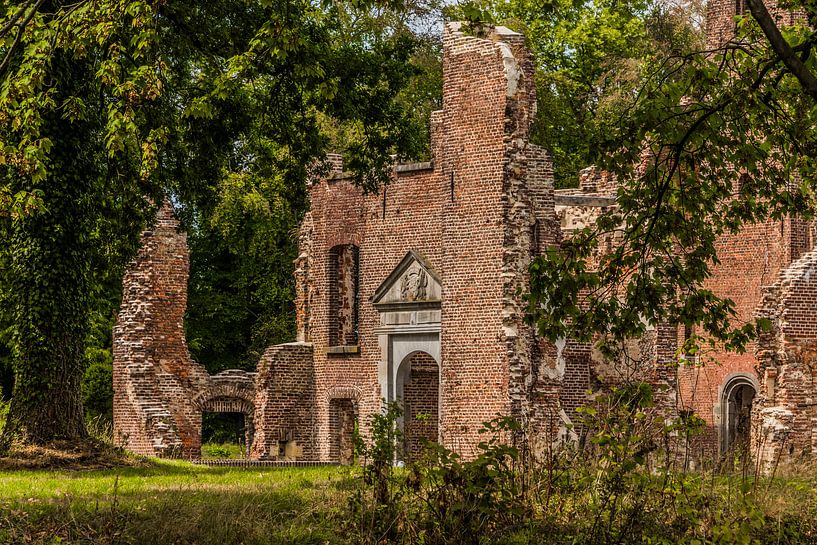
719,374,757,456
328,244,359,347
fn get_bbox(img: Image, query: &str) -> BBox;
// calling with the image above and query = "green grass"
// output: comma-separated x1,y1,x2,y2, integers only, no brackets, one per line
201,442,247,459
0,461,354,545
4,457,817,545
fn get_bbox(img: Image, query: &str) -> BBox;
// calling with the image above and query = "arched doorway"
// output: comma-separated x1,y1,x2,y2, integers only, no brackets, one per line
198,397,255,459
719,374,757,456
397,351,440,460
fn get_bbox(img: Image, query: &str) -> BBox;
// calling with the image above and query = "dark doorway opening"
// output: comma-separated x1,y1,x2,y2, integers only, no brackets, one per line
726,385,754,451
720,376,757,461
202,412,248,459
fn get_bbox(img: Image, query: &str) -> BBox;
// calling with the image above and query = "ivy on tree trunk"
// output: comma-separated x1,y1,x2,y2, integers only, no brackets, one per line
1,55,97,445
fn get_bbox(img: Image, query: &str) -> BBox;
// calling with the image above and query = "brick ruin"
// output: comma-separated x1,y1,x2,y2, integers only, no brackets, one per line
113,202,316,459
113,8,817,470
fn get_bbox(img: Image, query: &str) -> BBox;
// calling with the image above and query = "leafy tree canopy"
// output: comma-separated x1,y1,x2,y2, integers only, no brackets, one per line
0,0,428,444
528,0,817,360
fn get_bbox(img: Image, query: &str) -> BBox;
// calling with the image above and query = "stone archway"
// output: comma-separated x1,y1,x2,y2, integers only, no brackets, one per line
192,370,257,458
396,351,440,460
719,373,758,456
370,251,442,460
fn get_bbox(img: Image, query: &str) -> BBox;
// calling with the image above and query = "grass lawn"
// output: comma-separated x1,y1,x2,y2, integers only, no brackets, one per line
4,456,817,545
0,461,354,545
201,442,248,459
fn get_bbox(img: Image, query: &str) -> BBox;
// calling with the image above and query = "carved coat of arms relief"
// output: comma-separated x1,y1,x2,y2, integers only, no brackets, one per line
400,268,428,302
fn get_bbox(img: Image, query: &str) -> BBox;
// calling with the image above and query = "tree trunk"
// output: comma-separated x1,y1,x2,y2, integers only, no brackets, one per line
0,88,93,446
1,194,91,445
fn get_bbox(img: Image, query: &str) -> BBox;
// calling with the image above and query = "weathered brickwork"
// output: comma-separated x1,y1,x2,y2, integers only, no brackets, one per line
251,342,317,460
114,201,317,460
113,201,211,458
114,5,817,470
402,352,440,459
665,0,816,465
676,217,805,460
751,248,817,470
329,398,357,464
296,23,567,460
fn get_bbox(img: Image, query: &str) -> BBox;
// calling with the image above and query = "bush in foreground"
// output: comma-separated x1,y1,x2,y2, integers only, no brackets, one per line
348,386,817,545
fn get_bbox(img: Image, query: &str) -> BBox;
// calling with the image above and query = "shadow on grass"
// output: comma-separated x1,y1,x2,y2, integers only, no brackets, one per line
0,481,351,545
3,458,341,479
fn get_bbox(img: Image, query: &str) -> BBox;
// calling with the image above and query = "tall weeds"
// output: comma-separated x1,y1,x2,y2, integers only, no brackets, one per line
347,386,817,544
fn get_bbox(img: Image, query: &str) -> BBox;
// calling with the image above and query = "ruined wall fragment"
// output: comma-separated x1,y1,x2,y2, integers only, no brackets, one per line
753,248,817,471
114,201,318,460
113,200,210,457
251,342,317,460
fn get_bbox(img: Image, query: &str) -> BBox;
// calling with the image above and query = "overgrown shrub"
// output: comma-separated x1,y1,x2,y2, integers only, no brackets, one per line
348,401,405,541
82,355,113,420
347,384,817,544
348,404,532,544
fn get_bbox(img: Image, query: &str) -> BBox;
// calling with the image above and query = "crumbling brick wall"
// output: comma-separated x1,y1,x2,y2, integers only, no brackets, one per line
676,217,803,460
251,342,317,460
113,201,211,458
114,202,318,460
116,7,817,468
553,171,618,430
298,23,565,460
753,247,817,470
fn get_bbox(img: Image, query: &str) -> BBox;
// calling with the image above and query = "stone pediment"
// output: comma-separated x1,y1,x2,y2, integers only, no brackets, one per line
372,251,441,308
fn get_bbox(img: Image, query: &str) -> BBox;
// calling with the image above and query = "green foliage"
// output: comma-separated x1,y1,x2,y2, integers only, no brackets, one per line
185,171,302,372
347,384,816,544
201,412,246,446
352,401,404,512
527,3,817,353
0,464,351,544
349,406,529,543
0,0,431,444
0,399,8,436
453,0,704,186
0,300,12,401
82,290,117,421
201,442,246,460
82,361,113,421
0,447,816,543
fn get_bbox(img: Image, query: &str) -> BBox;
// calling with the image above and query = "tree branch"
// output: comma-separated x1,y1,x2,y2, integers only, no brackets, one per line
0,1,33,40
0,0,44,76
747,0,817,99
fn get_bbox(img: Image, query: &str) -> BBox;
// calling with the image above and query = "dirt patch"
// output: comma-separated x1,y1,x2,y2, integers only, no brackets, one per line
0,440,154,471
